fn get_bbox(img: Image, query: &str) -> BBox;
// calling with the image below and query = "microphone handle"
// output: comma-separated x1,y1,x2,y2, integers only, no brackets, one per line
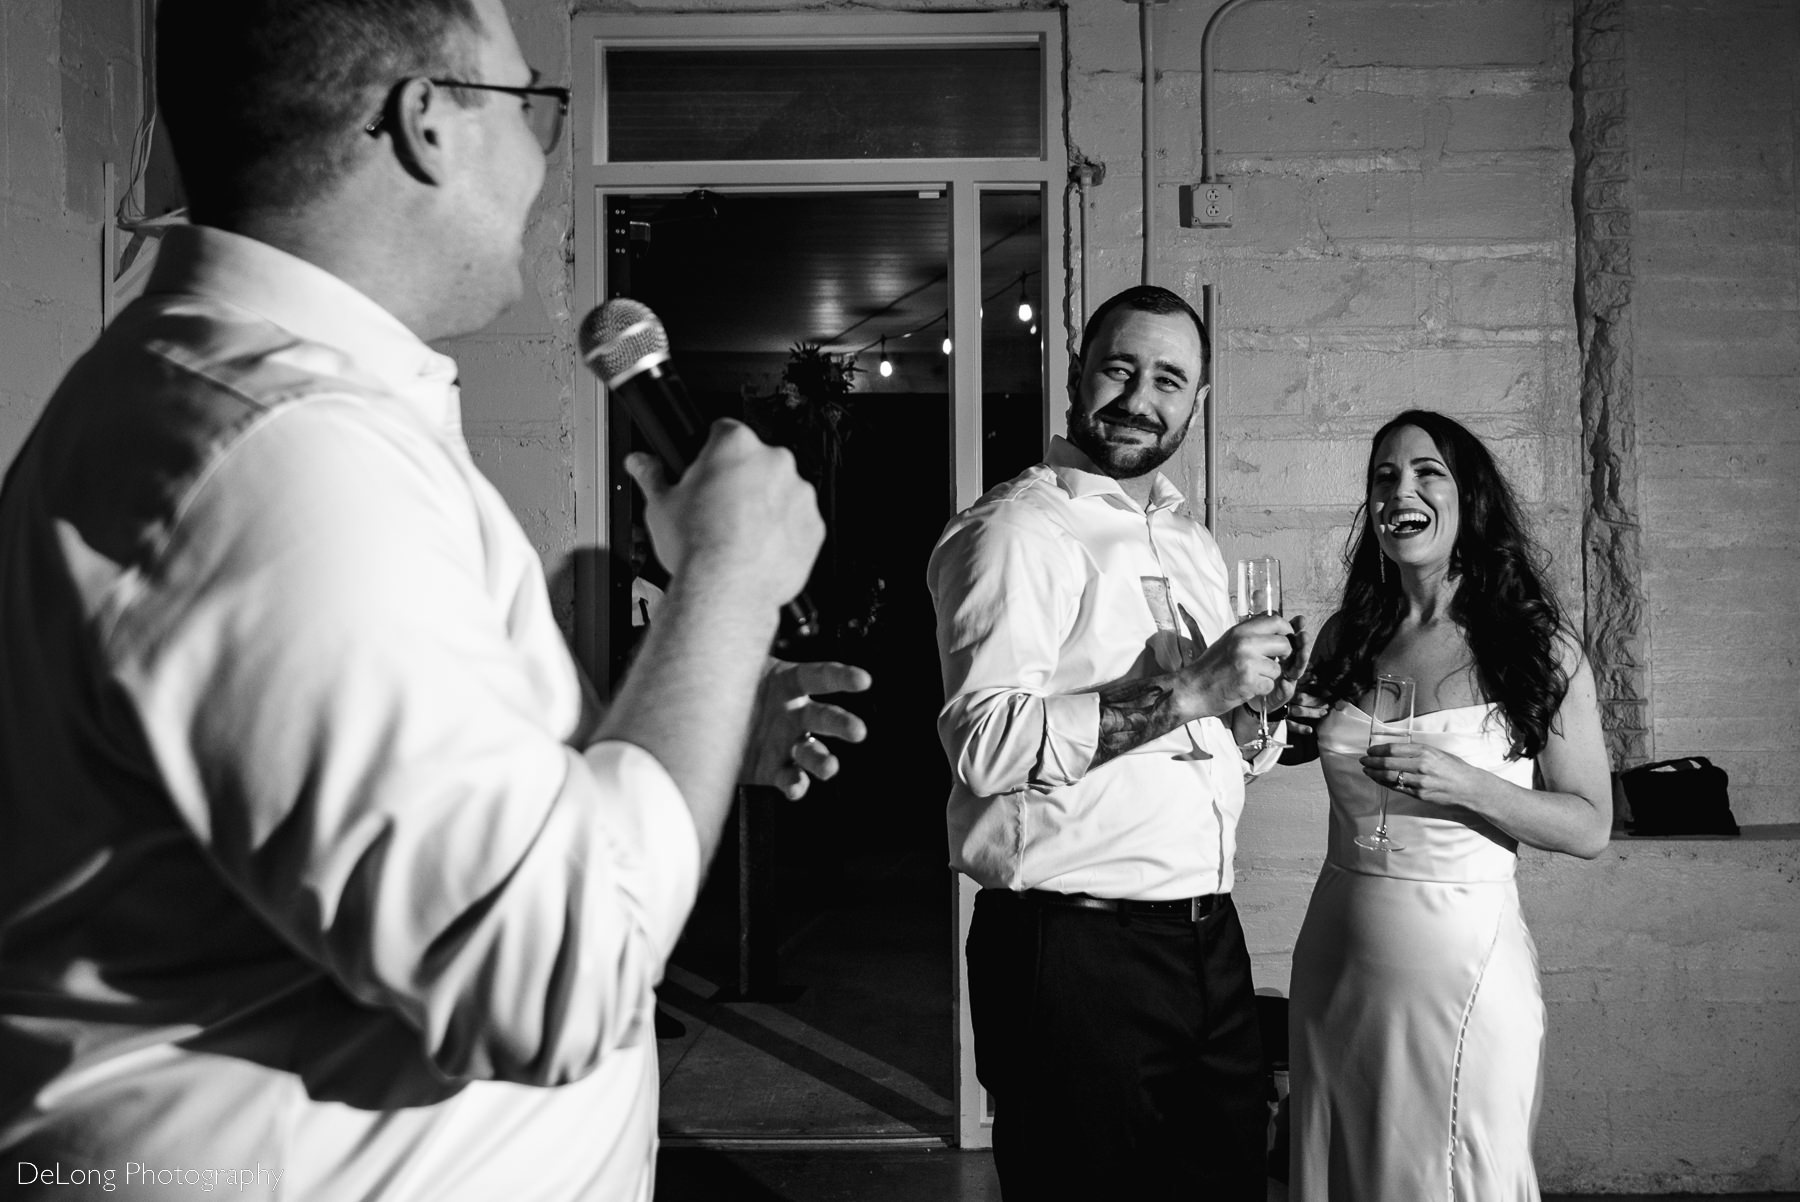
611,365,819,640
619,363,707,475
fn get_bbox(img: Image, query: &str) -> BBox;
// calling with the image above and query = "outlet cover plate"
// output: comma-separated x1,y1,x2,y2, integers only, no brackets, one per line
1179,182,1233,228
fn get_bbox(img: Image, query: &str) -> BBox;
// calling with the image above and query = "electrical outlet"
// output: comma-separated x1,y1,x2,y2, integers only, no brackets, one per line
1179,182,1234,228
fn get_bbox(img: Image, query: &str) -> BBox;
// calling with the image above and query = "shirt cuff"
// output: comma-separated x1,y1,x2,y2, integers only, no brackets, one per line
1040,690,1102,786
579,740,702,962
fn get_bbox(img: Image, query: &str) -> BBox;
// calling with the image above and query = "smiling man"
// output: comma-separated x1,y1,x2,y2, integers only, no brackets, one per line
928,285,1312,1199
0,1,867,1199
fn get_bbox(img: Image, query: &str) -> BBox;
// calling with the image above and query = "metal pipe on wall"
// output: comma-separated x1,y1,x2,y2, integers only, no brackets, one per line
1203,284,1219,531
1138,0,1157,284
1201,0,1260,182
1195,0,1263,531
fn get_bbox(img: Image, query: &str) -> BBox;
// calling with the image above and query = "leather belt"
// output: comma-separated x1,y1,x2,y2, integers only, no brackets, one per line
1020,888,1229,922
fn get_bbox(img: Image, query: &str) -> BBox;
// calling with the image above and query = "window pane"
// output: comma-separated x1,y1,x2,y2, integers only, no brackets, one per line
980,190,1045,491
604,46,1042,162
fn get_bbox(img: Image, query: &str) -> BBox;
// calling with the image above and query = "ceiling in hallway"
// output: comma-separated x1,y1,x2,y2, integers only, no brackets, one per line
611,190,1045,364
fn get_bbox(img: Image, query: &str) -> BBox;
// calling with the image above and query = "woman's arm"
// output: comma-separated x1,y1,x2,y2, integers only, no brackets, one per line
1273,612,1342,766
1363,636,1614,858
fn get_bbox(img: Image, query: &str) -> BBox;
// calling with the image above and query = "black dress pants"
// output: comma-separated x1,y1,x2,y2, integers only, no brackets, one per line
967,889,1268,1202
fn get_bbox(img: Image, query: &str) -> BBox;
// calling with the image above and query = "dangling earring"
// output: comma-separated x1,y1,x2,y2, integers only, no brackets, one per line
1378,553,1386,586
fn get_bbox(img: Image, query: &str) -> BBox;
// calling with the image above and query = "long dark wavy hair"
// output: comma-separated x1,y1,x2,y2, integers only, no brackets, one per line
1308,410,1572,760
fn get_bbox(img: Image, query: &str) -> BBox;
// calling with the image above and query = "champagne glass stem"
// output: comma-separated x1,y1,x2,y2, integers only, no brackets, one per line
1354,674,1413,852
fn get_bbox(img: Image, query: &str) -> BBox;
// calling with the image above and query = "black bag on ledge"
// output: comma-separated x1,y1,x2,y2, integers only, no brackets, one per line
1618,756,1740,836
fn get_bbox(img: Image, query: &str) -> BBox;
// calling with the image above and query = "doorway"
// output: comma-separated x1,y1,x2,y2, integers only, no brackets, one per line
604,189,1044,1140
572,10,1068,1143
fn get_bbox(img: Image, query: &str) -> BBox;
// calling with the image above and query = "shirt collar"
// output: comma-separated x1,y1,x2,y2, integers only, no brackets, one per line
145,225,462,428
1046,435,1187,513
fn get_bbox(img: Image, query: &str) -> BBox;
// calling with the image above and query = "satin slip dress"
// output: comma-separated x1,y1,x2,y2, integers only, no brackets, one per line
1289,700,1546,1201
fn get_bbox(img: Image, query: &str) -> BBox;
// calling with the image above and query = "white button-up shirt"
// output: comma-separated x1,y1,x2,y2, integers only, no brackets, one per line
0,226,698,1200
929,437,1276,901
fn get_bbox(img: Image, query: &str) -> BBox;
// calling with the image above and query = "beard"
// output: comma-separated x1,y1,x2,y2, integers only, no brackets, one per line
1066,401,1194,480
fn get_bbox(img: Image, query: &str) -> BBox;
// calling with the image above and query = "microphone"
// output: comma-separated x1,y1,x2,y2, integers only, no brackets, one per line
580,297,820,640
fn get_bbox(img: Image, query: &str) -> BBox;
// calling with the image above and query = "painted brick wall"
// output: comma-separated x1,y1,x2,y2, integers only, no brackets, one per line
0,0,144,467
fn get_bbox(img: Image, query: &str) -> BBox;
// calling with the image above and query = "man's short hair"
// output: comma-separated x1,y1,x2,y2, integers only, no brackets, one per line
1074,285,1211,380
156,0,484,223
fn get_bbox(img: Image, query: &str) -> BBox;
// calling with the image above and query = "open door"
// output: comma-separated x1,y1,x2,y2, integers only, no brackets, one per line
571,13,1066,1147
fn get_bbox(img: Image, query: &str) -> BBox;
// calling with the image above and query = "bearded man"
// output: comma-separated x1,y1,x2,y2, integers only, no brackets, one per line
928,284,1311,1200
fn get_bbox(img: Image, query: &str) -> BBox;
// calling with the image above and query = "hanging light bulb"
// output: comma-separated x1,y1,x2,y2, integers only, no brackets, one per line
941,335,953,355
878,337,893,378
1017,276,1033,324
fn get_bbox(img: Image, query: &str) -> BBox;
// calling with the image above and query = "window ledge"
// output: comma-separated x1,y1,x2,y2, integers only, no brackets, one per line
1615,822,1800,843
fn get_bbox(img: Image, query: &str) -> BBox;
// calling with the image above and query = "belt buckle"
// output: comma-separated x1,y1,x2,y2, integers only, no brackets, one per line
1189,896,1202,922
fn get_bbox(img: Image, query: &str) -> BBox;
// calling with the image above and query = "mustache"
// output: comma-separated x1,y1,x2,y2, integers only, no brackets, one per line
1092,405,1165,434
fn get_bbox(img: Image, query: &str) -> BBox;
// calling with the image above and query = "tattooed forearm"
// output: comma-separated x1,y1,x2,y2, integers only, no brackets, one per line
1093,674,1189,767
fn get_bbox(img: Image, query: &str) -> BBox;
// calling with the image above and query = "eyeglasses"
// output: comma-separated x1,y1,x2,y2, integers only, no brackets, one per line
364,79,571,156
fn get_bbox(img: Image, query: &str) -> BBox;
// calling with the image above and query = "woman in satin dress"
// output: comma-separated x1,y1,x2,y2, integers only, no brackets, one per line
1284,410,1613,1201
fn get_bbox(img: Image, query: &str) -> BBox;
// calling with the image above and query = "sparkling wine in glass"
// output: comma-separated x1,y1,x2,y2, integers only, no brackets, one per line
1353,673,1415,852
1234,556,1288,754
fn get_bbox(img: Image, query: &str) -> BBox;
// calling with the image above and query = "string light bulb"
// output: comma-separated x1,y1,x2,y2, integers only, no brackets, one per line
878,337,893,378
941,335,953,355
1017,276,1033,324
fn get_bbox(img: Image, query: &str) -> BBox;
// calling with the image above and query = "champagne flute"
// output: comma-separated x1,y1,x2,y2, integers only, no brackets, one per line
1234,556,1288,755
1353,673,1415,852
1150,579,1211,763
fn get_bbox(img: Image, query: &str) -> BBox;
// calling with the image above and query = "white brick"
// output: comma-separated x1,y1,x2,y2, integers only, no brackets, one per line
1218,347,1310,415
1443,88,1570,153
1197,75,1430,158
1319,168,1566,243
452,336,574,429
1065,0,1142,74
1161,2,1309,74
1218,258,1432,331
1315,346,1553,416
1306,0,1559,70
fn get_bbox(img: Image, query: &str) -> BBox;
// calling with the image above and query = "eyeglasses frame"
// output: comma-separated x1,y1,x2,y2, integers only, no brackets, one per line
363,78,571,154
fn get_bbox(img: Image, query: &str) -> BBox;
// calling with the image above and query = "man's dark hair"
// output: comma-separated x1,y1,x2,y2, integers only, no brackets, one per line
1074,285,1211,379
156,0,484,224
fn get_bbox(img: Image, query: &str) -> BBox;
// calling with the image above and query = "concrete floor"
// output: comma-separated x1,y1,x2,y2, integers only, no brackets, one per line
656,814,954,1143
655,1147,1800,1202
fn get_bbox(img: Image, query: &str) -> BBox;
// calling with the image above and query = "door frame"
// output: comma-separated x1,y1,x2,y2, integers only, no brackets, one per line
571,11,1069,1148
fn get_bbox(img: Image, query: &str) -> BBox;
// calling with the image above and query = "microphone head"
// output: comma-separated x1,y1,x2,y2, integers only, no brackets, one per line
579,298,671,388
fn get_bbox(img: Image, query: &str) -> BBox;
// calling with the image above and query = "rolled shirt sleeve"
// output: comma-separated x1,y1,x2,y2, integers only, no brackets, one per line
106,399,698,1085
930,508,1103,796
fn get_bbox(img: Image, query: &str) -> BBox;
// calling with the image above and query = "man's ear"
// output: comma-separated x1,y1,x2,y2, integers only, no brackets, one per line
1066,353,1082,402
388,78,453,186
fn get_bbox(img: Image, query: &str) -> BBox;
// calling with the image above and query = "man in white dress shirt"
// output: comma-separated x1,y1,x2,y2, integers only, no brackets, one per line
0,0,866,1198
929,285,1310,1199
